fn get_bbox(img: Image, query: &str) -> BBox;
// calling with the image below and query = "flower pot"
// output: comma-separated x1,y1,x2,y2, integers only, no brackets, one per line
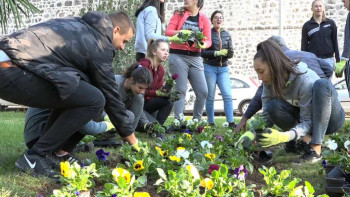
163,83,173,92
325,184,350,197
325,164,339,175
259,150,273,162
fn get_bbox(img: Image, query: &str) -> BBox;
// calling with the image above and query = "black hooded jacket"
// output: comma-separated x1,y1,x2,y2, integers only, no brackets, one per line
0,11,134,137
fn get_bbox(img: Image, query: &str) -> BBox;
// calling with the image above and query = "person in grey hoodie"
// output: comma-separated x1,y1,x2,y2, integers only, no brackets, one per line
134,0,182,61
246,40,344,162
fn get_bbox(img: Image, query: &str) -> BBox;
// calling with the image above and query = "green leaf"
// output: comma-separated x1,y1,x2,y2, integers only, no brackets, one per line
304,181,315,194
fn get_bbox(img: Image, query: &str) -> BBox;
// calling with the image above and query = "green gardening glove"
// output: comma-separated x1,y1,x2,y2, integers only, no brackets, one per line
179,29,193,36
335,60,347,78
131,140,141,152
168,34,185,44
194,40,207,49
258,128,290,147
215,49,228,57
156,89,169,97
234,131,256,148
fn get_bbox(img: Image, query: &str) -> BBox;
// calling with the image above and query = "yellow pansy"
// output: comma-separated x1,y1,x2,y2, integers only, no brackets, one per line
177,147,186,151
186,117,192,121
205,153,216,161
134,192,151,197
169,155,181,162
133,160,144,171
200,178,214,190
60,161,71,178
112,167,131,184
183,133,192,140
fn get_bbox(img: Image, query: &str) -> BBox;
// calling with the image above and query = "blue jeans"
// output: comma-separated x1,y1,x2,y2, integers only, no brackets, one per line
204,64,233,123
265,79,345,145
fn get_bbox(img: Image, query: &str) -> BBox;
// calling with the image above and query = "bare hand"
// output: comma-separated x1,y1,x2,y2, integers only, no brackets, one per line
234,116,248,133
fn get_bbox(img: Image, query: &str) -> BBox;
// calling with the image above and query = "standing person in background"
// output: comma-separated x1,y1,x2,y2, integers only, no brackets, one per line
165,0,212,121
335,0,350,93
138,39,173,130
301,0,340,70
201,10,234,128
134,0,182,61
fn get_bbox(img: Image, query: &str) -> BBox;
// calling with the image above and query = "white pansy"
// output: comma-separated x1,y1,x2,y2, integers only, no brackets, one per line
344,140,350,151
176,149,190,159
193,118,199,123
186,164,200,181
326,139,338,151
222,122,229,127
186,119,193,126
179,113,186,122
200,141,213,149
201,119,208,124
180,180,191,190
156,168,167,181
173,119,180,126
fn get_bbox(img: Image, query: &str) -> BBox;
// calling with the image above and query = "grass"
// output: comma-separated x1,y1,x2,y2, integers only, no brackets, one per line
0,111,342,196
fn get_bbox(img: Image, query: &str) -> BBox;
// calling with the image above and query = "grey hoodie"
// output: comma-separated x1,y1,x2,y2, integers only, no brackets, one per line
262,63,320,139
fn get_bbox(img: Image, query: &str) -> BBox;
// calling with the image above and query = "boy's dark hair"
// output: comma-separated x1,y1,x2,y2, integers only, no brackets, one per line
123,63,153,85
135,0,165,23
109,11,135,34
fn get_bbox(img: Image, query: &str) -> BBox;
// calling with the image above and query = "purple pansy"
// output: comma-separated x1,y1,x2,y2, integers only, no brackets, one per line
96,148,110,162
75,191,80,196
197,126,204,134
322,160,327,169
172,73,179,80
111,194,117,197
183,129,191,134
208,164,220,175
234,165,249,181
215,135,224,141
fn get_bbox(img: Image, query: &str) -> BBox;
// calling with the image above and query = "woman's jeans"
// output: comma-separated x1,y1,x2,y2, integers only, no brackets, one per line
265,79,345,145
0,67,105,155
204,64,234,123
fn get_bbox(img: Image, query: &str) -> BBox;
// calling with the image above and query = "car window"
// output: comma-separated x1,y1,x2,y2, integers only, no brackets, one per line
231,78,249,88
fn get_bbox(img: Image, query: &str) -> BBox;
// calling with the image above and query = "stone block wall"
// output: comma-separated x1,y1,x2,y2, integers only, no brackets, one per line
1,0,349,79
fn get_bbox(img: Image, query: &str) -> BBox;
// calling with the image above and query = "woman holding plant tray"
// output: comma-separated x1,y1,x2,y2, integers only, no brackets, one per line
165,0,212,121
201,10,234,128
252,40,345,162
138,39,174,130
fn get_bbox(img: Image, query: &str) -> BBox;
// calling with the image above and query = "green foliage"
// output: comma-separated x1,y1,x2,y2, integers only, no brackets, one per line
79,0,142,74
0,0,41,33
248,114,266,132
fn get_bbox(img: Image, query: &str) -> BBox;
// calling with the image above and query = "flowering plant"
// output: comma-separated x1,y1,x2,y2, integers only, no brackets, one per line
322,139,344,166
58,162,98,195
162,73,179,92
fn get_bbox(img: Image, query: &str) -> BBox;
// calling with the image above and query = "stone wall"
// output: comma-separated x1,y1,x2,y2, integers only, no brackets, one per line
1,0,349,79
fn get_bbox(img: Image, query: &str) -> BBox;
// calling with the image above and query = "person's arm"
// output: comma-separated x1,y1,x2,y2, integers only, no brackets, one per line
201,15,212,49
331,20,340,62
201,47,216,58
301,23,308,51
318,58,333,78
165,12,180,36
89,51,134,140
144,8,168,41
341,13,350,59
227,34,234,58
244,85,263,119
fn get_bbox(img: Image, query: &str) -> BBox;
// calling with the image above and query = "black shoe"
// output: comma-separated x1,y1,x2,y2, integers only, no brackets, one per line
285,140,308,154
15,150,59,179
228,122,236,129
208,123,215,127
46,153,85,170
300,147,321,163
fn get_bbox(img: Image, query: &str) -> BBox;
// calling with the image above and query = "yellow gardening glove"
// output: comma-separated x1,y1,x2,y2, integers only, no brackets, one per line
258,128,290,148
131,140,141,152
194,40,207,49
168,34,185,44
215,49,228,57
104,121,115,132
234,131,256,148
104,115,110,122
335,60,347,78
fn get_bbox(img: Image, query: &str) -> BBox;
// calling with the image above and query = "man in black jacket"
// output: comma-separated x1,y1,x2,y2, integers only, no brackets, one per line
0,11,140,178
